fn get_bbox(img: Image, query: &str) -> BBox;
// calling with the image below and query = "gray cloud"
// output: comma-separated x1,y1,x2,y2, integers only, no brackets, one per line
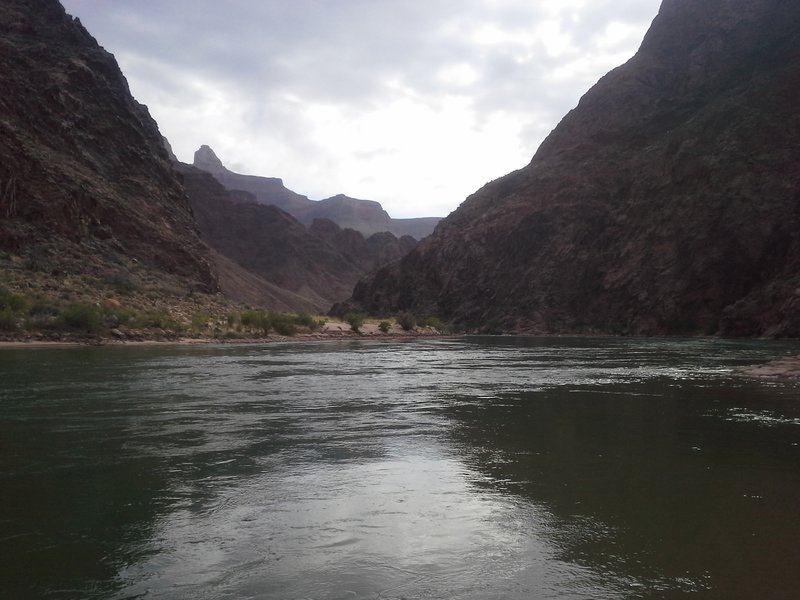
61,0,664,216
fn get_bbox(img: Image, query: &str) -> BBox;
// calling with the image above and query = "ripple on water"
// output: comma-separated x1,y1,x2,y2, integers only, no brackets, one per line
3,337,800,599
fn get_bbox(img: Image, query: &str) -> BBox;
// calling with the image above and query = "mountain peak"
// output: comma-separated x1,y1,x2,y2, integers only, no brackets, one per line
193,145,226,174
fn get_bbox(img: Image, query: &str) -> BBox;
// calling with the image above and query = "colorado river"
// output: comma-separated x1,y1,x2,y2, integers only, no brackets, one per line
1,337,799,599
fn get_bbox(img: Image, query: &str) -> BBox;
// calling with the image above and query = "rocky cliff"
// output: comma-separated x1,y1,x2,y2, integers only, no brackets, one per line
0,0,215,290
310,218,417,274
192,145,441,239
179,165,418,312
352,0,800,337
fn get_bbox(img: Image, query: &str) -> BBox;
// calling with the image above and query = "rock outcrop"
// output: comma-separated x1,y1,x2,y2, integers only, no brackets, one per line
0,0,215,290
192,145,441,239
352,0,800,337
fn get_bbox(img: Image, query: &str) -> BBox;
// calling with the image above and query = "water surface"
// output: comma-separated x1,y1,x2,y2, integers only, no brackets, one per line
1,337,799,599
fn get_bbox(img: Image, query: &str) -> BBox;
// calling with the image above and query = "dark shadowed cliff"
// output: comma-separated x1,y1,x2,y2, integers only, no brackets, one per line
0,0,215,290
352,0,800,337
179,165,419,312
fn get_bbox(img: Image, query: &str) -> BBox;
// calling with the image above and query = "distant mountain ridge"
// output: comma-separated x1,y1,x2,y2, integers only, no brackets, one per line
178,164,420,312
351,0,800,337
192,145,441,239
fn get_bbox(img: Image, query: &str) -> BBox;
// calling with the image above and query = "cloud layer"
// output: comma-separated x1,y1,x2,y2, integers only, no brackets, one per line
62,0,663,217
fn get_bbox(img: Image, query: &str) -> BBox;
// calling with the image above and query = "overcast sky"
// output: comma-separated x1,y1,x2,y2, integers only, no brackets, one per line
60,0,663,218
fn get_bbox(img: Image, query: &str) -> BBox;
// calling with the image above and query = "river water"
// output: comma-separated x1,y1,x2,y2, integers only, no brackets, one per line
1,337,799,599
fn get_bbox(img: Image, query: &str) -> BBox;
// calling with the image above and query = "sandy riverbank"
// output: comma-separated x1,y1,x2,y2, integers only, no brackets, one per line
734,357,800,380
0,321,447,348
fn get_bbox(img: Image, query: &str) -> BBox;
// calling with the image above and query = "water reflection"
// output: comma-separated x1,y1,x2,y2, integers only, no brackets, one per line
441,358,800,599
1,338,799,599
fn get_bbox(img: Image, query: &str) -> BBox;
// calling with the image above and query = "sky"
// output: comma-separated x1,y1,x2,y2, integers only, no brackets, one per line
60,0,664,219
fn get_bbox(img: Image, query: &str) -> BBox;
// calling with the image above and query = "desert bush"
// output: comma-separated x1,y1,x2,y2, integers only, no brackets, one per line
0,308,18,331
417,316,444,331
396,311,416,331
294,313,315,327
136,310,184,331
103,271,136,295
240,309,266,330
102,306,136,328
28,300,59,317
378,320,391,333
191,312,212,331
345,312,365,333
58,303,102,334
269,312,297,336
0,287,28,312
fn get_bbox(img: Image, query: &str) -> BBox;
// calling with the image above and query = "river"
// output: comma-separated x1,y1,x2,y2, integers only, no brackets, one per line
1,337,799,599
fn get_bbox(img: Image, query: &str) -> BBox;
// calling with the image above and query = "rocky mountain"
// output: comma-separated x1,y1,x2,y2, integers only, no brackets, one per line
192,145,441,238
352,0,800,337
178,164,417,312
310,218,417,274
0,0,215,291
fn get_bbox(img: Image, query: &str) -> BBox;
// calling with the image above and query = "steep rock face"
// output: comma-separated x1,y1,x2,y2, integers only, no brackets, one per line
0,0,215,288
179,164,409,312
310,218,417,273
353,0,800,337
192,146,441,239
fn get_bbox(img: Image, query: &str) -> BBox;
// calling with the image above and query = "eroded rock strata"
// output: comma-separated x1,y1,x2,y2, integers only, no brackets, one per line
0,0,215,289
352,0,800,336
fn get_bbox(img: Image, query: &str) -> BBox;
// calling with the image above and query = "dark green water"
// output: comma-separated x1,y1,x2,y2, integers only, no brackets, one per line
1,337,799,599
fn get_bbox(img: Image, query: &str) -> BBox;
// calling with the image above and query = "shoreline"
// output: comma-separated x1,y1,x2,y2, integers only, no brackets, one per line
0,328,449,349
733,357,800,380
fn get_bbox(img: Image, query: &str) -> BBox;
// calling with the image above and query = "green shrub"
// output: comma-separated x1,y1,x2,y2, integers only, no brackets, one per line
226,313,238,327
102,306,136,328
396,311,416,331
28,300,59,317
418,316,444,331
0,287,28,313
103,271,136,295
241,309,266,330
0,308,18,331
269,313,297,336
137,310,184,331
378,320,391,333
191,312,211,331
294,313,315,327
59,303,102,334
345,312,365,333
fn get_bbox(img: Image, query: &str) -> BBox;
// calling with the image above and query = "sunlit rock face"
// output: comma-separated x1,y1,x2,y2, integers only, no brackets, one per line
352,0,800,337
